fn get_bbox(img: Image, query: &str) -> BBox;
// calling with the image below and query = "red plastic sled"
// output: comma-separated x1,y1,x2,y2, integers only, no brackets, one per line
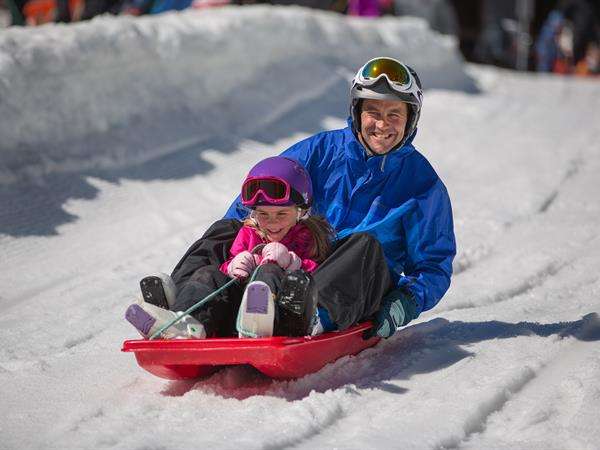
122,322,379,380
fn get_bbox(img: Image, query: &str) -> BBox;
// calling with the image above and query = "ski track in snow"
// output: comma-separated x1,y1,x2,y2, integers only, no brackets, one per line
458,315,600,450
1,8,600,450
435,366,539,450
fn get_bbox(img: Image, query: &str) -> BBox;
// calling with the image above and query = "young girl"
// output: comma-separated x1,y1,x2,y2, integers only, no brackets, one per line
125,156,333,339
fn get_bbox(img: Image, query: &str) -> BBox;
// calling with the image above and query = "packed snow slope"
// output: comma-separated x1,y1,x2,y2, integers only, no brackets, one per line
1,6,600,450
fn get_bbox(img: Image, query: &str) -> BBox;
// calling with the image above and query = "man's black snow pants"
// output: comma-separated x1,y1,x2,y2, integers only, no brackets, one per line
170,219,394,335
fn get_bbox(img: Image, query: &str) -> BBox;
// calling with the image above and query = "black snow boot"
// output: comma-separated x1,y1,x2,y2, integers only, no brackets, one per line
139,273,176,310
274,270,317,337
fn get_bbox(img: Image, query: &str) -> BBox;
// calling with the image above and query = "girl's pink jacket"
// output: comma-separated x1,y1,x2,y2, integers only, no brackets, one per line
220,223,318,275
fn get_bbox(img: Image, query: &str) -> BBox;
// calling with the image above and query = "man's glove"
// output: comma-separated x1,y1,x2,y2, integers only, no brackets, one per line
364,288,418,339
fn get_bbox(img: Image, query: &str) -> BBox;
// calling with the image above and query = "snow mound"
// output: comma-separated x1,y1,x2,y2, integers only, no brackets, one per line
0,5,471,184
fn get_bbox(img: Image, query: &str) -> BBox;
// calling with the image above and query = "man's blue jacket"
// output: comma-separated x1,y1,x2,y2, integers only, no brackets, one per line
225,120,456,315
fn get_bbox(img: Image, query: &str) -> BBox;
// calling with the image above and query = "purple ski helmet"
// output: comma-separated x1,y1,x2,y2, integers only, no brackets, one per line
241,156,313,209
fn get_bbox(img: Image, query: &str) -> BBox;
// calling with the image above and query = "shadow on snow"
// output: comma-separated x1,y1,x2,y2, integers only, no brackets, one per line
0,58,479,237
159,312,600,401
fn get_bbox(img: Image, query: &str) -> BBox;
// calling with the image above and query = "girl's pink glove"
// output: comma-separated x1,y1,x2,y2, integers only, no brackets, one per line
286,251,302,271
261,242,291,268
227,251,257,279
262,242,302,271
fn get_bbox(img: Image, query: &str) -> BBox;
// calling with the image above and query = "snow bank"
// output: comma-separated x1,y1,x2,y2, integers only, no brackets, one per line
0,5,471,183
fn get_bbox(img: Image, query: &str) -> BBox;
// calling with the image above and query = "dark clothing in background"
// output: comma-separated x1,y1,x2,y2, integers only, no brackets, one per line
560,0,600,64
55,0,71,22
6,0,27,25
81,0,123,19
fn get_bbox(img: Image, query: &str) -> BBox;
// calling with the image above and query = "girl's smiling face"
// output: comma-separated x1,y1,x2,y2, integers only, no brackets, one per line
253,205,298,242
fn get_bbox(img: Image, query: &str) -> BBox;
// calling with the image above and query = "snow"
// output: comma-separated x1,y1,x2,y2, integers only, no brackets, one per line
1,5,599,450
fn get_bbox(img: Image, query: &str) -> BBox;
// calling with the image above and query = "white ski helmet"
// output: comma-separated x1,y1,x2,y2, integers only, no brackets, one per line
350,57,423,152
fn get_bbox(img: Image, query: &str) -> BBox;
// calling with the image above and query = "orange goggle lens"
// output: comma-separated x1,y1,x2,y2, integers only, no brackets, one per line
361,58,410,85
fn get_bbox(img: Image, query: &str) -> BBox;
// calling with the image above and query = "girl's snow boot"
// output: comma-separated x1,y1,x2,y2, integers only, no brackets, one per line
125,301,206,339
139,272,177,309
237,281,275,338
275,270,318,337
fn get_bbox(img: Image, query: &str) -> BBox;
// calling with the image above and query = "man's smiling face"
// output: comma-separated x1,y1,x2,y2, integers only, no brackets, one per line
359,99,409,155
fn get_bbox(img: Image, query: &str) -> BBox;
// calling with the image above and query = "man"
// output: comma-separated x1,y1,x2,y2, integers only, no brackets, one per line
225,57,456,339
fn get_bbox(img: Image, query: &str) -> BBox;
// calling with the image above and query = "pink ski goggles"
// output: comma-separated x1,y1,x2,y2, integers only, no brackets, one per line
241,176,292,206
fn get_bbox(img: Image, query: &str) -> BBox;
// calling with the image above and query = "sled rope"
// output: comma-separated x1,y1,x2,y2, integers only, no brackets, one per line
149,277,238,340
149,246,266,340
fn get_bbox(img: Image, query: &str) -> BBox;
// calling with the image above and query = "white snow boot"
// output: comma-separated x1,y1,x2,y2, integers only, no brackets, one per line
237,281,275,338
125,301,206,339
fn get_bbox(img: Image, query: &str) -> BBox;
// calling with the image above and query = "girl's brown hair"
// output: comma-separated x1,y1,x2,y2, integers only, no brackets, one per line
299,214,334,263
243,211,334,263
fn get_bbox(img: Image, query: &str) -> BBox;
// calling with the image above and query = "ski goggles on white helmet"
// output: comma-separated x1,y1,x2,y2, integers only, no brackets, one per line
354,57,421,104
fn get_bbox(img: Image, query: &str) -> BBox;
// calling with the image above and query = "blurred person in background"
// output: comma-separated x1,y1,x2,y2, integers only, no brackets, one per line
473,0,520,68
347,0,394,17
122,0,200,15
347,0,381,17
535,0,600,75
559,0,600,71
534,9,563,72
80,0,122,19
574,41,600,75
393,0,458,36
54,0,71,21
5,0,26,25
